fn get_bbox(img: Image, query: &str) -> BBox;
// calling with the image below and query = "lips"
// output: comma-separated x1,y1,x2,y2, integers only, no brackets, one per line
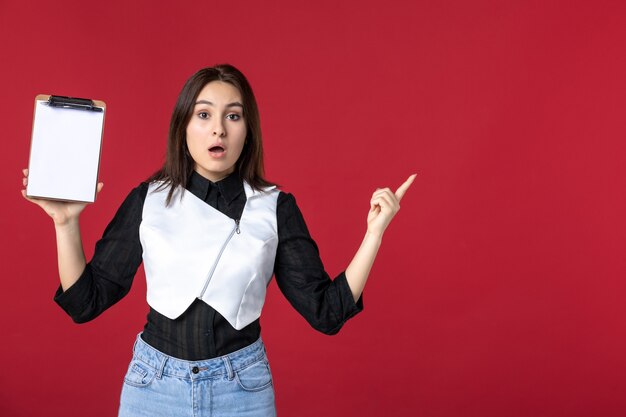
208,144,226,158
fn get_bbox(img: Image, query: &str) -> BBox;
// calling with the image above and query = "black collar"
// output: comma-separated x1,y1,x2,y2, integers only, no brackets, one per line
187,171,244,204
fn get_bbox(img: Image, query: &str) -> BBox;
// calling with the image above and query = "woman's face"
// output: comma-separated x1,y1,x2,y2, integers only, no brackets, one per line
186,81,247,182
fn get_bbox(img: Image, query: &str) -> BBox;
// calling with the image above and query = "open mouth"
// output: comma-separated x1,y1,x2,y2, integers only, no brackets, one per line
209,146,225,153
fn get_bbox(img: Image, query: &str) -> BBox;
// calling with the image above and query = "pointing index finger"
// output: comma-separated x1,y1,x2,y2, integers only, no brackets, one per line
395,173,417,201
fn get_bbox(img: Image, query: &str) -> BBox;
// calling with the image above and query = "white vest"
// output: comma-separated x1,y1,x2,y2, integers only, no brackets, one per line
139,181,279,330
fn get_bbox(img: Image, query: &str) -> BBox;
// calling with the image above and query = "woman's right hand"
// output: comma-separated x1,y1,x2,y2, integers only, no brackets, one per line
21,168,104,226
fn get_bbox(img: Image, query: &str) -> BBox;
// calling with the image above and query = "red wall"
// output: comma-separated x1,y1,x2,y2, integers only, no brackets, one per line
2,1,626,416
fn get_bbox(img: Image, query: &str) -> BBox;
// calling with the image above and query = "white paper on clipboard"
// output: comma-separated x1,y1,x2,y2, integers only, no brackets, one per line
26,95,105,203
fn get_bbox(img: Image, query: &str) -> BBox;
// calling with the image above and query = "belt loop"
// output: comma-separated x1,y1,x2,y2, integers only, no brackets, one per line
156,354,168,379
223,356,234,380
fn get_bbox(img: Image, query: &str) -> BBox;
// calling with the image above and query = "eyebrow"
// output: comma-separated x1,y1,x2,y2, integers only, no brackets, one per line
194,100,243,109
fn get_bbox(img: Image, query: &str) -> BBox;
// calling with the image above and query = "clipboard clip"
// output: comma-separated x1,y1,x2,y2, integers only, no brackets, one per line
46,95,103,112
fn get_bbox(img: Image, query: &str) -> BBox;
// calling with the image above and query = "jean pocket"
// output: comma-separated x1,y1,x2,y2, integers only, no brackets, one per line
234,359,273,392
123,358,157,388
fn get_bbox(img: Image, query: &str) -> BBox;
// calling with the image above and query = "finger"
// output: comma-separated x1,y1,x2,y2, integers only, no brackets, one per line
23,168,29,176
371,190,395,206
372,188,398,207
370,194,383,212
380,193,398,211
21,189,35,201
23,176,28,186
21,188,36,200
21,189,38,204
372,187,395,200
395,174,417,201
96,182,104,193
371,192,398,213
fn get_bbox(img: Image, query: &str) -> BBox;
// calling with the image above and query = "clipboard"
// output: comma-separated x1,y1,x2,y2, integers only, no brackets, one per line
26,94,106,203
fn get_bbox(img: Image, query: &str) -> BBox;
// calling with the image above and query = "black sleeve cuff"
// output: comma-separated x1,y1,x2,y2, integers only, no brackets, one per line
53,266,94,323
333,271,364,322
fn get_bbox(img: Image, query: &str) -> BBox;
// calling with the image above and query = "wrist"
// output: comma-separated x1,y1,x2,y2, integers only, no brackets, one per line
363,229,384,244
54,216,80,232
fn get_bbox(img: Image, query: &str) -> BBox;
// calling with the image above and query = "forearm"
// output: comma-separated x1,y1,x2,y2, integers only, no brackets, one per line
345,231,383,302
54,219,87,291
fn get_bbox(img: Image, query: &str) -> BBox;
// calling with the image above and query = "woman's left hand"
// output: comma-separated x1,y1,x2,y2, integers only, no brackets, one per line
366,174,417,237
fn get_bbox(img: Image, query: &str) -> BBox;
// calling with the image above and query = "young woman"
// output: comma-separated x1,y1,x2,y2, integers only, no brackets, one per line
22,64,415,416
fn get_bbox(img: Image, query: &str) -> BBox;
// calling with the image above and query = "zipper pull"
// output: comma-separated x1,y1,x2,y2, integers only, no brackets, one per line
235,219,241,234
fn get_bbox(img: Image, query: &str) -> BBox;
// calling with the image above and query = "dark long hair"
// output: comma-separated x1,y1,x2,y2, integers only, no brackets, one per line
148,64,275,205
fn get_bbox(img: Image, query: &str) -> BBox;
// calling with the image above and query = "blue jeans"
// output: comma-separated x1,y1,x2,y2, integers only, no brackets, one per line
118,334,276,417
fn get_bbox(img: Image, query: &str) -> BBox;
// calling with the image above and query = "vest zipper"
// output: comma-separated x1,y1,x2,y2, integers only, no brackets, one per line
198,219,239,298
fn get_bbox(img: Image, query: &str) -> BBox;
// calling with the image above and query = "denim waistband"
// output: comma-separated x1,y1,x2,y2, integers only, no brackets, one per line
131,333,267,380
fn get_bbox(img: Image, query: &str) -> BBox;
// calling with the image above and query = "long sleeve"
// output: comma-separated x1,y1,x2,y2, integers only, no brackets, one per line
274,192,363,335
53,184,147,323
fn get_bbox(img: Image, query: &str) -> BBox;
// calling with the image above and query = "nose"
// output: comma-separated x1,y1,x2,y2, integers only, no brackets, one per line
212,119,226,137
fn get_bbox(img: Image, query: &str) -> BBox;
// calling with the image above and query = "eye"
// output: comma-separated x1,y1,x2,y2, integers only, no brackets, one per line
198,111,209,119
226,113,241,121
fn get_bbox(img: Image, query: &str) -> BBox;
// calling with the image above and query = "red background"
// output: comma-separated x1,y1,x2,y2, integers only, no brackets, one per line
2,1,626,416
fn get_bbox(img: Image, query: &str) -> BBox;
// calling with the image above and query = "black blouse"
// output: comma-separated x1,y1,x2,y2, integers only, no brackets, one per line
54,172,363,360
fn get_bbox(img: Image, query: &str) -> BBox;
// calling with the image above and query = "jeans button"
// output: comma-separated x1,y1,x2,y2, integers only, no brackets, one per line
192,366,200,374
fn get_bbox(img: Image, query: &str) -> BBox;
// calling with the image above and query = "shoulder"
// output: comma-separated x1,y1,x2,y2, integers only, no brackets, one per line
102,182,150,231
129,181,150,201
277,190,296,207
276,191,305,222
275,191,315,237
244,181,278,195
115,182,150,213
